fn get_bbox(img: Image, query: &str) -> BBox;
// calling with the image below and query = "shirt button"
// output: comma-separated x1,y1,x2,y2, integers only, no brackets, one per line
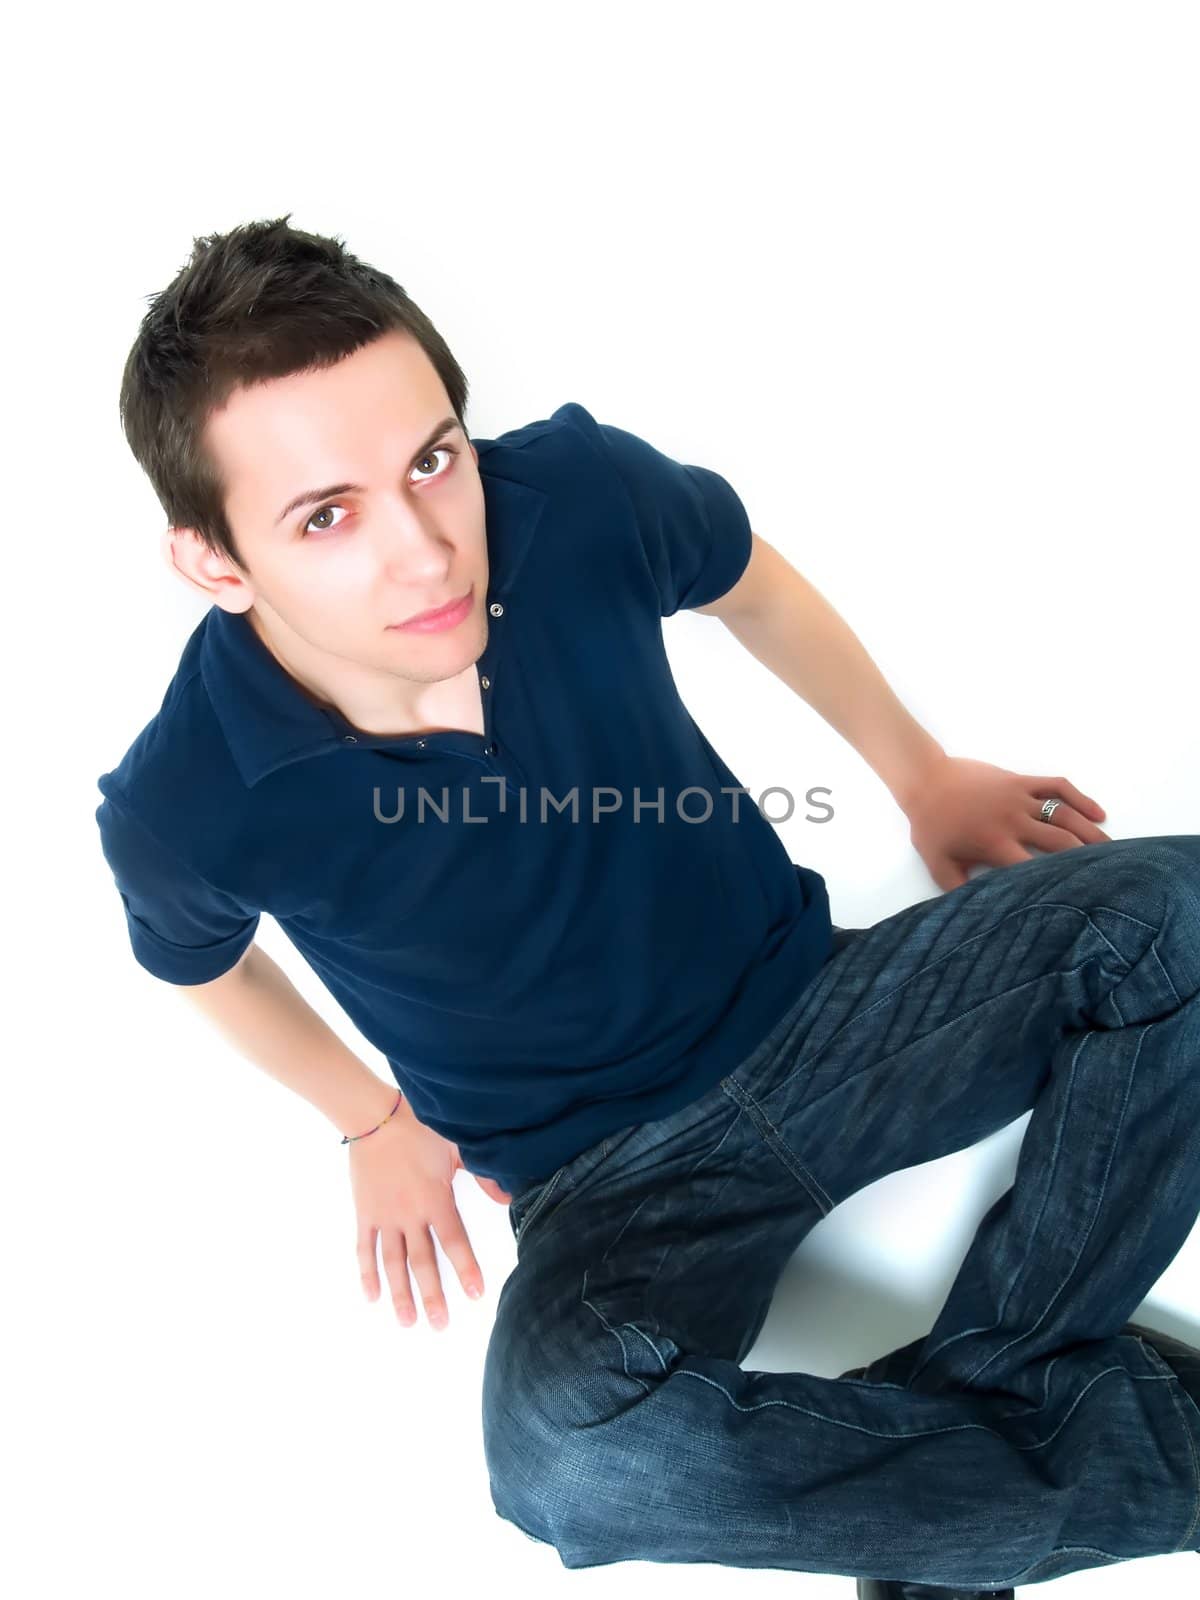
480,675,490,690
417,739,426,748
343,734,358,743
489,601,504,617
487,741,498,755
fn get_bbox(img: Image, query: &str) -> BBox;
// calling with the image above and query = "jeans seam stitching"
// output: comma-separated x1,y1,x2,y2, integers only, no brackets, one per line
1159,1374,1200,1552
759,954,1092,1123
658,1359,1173,1450
514,1165,568,1245
722,1075,833,1213
1090,902,1159,937
917,1023,1142,1387
998,1545,1123,1586
784,902,1139,1100
580,1265,653,1397
1149,940,1184,1009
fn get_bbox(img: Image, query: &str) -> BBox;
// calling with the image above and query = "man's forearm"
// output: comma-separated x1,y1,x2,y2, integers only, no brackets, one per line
718,553,947,810
177,943,405,1140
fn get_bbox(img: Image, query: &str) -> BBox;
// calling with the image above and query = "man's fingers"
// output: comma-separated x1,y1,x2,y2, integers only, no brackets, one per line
1027,774,1106,821
431,1200,486,1303
401,1226,452,1328
1028,821,1081,852
379,1229,420,1326
1027,799,1110,848
357,1223,381,1302
358,1195,485,1328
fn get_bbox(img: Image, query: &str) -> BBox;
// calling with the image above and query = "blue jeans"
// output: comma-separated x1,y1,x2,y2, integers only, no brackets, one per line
482,834,1200,1589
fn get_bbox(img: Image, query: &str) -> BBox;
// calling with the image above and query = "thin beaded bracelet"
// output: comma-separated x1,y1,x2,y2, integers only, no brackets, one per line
340,1089,404,1145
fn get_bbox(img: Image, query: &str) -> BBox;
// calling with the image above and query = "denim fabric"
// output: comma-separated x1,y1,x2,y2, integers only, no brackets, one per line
482,834,1200,1589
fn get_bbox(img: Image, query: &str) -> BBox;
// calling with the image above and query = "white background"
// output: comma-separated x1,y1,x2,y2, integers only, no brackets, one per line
5,2,1199,1596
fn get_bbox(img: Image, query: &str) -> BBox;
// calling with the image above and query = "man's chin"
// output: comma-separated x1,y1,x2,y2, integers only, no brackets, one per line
375,629,486,682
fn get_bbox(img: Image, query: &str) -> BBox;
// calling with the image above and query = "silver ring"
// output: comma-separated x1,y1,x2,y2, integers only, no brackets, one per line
1040,798,1063,822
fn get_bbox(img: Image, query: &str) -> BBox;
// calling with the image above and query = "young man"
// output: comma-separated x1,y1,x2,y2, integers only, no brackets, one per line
96,215,1200,1599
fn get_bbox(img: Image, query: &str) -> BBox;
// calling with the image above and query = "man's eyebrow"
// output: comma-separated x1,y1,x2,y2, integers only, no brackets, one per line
272,415,463,527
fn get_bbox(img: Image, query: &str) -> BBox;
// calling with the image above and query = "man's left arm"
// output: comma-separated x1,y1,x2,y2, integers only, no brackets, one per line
693,534,1110,889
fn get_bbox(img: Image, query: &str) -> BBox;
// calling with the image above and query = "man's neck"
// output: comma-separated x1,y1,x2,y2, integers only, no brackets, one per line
243,606,483,739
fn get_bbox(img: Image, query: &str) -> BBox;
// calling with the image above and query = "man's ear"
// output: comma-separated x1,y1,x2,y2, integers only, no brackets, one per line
160,525,255,612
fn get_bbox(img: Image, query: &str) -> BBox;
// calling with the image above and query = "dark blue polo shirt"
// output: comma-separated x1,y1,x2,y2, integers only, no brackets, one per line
95,401,833,1194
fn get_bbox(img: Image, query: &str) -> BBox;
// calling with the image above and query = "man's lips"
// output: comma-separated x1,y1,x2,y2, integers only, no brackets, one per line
387,588,473,631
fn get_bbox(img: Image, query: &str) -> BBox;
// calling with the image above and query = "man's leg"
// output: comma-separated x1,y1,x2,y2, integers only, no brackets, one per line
484,834,1200,1589
797,835,1200,1403
729,831,1200,1582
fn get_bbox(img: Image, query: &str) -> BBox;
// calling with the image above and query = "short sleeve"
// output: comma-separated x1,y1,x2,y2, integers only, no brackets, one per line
587,412,754,617
95,789,261,985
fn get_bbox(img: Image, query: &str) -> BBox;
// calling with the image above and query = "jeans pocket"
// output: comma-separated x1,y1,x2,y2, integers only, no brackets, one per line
509,1164,570,1245
509,1130,621,1246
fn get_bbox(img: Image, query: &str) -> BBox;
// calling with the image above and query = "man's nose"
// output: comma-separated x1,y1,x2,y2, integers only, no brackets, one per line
371,510,453,582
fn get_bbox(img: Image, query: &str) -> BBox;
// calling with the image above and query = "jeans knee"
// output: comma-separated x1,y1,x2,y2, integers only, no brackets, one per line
1096,837,1198,919
483,1393,562,1547
1144,838,1200,994
1094,837,1200,1015
1163,835,1200,919
485,1417,579,1555
482,1320,582,1550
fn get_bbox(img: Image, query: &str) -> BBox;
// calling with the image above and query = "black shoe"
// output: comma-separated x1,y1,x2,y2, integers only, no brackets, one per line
857,1583,1014,1598
857,1580,1017,1593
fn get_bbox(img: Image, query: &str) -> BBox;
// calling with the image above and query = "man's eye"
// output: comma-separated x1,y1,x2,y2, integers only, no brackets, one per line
302,445,458,536
412,444,458,481
305,504,346,535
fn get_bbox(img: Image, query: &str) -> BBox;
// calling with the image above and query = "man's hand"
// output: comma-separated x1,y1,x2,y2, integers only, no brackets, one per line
348,1097,512,1331
902,755,1111,891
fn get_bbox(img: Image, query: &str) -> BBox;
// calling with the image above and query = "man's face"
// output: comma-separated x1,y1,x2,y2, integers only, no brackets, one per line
198,327,488,699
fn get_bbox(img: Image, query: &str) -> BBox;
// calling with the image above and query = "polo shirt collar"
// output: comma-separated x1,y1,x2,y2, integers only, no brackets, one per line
200,465,547,789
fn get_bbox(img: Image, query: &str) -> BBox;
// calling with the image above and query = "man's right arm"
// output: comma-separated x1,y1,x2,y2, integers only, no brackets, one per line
94,790,500,1326
175,942,405,1141
176,944,497,1328
95,789,405,1139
